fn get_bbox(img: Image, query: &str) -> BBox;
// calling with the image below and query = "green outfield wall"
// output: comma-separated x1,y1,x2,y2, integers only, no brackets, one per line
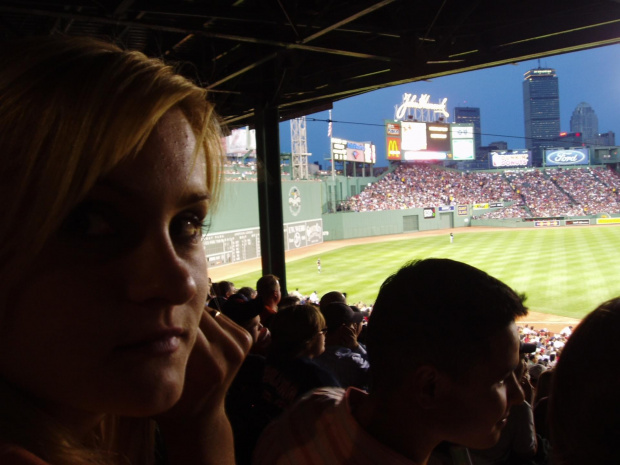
322,206,469,240
208,179,324,233
204,180,325,267
204,177,620,267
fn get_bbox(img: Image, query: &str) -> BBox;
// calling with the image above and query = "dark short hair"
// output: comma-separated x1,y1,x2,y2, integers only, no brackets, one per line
319,291,346,310
237,286,256,300
217,280,235,296
366,258,527,386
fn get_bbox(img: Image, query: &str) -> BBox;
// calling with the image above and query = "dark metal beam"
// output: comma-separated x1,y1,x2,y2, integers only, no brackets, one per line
254,99,287,295
300,0,397,44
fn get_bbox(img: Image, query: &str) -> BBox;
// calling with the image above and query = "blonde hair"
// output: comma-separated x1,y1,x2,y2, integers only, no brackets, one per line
0,36,224,464
0,35,223,289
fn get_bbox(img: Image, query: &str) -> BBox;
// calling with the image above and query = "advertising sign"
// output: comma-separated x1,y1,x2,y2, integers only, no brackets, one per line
331,138,376,163
597,218,620,225
363,143,377,164
395,93,449,121
473,203,489,210
451,124,475,160
457,205,468,216
224,126,257,155
491,150,531,168
386,137,401,160
386,121,401,137
544,148,589,166
423,207,436,219
285,219,324,250
438,206,455,212
566,219,590,225
534,220,561,227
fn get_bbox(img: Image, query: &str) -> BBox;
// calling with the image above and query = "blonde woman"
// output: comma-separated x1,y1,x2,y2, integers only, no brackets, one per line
0,36,251,464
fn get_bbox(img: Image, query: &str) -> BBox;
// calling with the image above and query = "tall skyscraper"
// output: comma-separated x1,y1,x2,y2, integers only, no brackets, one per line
570,102,598,145
454,107,482,150
523,67,560,166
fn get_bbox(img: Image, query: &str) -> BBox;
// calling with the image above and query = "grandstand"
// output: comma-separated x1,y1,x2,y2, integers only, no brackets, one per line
341,163,620,219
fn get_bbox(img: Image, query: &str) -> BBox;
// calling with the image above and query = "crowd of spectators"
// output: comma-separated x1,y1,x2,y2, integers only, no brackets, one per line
209,263,595,465
506,170,583,218
343,163,620,219
344,164,521,212
549,167,620,215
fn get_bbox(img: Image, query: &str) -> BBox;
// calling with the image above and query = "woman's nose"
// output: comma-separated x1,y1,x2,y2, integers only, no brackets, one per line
123,234,198,305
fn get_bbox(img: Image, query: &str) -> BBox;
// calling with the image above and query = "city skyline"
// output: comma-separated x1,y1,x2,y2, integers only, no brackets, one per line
278,43,620,168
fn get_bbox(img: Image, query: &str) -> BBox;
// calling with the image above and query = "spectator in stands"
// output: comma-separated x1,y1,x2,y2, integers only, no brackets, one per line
260,304,340,422
208,280,235,310
0,36,251,464
532,369,553,444
314,302,370,390
253,258,527,464
278,294,301,310
549,297,620,465
319,290,348,309
469,353,538,465
308,290,320,305
218,280,236,298
255,274,281,327
288,287,304,301
238,286,257,300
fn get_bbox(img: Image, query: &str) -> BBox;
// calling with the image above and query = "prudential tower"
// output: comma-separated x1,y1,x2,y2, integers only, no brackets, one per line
523,67,560,166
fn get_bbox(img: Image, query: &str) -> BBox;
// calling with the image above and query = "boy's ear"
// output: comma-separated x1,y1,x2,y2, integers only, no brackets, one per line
409,364,450,409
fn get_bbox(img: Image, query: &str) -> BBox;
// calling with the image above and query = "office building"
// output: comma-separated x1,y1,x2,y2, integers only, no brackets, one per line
570,102,598,145
454,107,482,150
596,131,616,146
523,68,560,166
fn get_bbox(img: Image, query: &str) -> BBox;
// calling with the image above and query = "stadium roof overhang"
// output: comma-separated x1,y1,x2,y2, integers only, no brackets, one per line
2,0,620,289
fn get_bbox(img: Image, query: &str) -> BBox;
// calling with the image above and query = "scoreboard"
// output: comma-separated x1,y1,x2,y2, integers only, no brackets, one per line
385,120,475,162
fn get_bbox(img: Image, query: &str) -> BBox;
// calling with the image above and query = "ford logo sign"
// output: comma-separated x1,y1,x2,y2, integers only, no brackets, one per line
547,150,587,165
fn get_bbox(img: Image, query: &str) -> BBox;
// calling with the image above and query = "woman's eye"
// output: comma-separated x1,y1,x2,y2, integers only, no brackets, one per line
171,213,205,244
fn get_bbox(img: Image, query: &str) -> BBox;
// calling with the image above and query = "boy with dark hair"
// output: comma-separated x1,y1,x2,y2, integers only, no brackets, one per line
255,274,281,327
253,258,528,465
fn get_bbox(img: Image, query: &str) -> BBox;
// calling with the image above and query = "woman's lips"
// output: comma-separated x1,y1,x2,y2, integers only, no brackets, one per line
117,328,185,356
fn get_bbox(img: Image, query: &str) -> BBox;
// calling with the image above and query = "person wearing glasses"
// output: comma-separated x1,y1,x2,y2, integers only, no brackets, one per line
254,259,527,465
260,304,340,423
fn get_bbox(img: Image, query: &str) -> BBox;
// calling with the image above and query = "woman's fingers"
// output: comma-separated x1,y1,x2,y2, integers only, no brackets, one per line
159,308,252,419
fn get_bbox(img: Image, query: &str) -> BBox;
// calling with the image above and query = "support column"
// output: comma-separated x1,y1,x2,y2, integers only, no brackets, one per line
254,102,288,295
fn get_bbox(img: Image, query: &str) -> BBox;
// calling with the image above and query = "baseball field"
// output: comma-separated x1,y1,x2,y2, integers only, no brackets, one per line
209,225,620,330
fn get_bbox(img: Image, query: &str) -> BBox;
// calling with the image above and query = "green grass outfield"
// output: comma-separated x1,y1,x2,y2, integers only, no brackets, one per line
224,226,620,320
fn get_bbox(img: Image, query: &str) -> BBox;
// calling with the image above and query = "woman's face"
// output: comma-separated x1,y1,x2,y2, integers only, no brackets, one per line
0,109,210,427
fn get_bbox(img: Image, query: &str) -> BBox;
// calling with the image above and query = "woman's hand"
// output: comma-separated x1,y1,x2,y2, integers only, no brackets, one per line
156,307,252,464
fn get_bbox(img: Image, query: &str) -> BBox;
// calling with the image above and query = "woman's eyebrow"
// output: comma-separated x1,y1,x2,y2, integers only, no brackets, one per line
92,179,211,204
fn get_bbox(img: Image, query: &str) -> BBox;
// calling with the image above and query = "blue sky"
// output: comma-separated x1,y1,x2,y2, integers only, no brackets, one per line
279,43,620,168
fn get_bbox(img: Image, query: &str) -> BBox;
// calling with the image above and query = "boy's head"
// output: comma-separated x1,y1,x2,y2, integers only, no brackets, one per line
365,258,527,449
